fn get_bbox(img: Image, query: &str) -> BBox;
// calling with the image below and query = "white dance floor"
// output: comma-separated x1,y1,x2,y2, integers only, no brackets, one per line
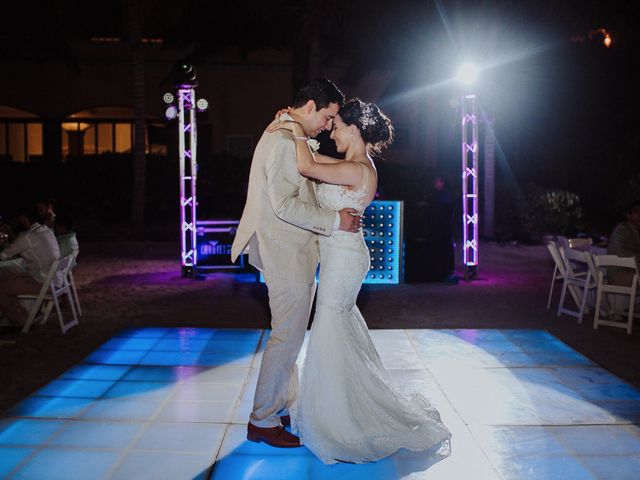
1,327,640,479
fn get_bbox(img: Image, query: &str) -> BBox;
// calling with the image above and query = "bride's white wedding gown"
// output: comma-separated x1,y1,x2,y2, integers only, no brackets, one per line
290,172,452,465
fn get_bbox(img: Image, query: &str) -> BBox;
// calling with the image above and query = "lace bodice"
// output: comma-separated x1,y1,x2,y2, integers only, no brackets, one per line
316,162,370,213
317,182,368,213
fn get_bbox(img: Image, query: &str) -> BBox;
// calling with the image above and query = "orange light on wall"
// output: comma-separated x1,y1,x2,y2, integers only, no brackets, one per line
61,122,91,132
588,28,613,48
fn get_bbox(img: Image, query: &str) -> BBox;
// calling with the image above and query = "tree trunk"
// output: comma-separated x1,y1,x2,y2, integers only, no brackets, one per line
127,0,147,238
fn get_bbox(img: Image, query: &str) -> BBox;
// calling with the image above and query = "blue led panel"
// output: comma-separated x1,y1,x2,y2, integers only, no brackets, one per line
362,200,404,284
259,200,404,286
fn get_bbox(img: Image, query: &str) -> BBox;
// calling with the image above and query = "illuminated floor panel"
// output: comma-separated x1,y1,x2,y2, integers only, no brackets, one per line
1,328,640,479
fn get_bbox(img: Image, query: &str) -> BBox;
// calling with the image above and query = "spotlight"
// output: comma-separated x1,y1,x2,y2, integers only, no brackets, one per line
162,92,174,104
196,98,209,112
456,63,478,85
603,32,612,48
165,105,178,120
172,61,197,86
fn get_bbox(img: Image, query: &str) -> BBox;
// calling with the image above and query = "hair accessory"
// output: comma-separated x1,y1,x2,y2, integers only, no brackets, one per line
359,103,377,129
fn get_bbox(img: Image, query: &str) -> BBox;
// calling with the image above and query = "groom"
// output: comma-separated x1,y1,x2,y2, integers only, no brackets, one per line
231,77,361,448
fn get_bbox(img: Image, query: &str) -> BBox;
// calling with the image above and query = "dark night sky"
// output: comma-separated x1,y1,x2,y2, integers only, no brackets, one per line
3,0,639,229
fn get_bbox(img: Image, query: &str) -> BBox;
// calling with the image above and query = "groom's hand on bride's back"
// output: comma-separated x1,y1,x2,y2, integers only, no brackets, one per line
338,208,362,233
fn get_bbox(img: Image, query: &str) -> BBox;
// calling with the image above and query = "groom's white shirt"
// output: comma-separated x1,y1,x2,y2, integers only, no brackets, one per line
231,113,337,282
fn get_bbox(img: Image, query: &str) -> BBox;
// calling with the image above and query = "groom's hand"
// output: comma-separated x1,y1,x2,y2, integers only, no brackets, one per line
338,208,362,233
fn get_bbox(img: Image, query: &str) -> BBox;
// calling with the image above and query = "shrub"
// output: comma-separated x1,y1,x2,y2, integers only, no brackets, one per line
520,185,584,237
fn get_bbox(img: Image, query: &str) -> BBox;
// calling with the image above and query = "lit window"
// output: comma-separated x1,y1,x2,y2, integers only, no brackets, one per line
98,124,114,153
0,106,41,162
115,123,132,153
27,123,43,158
9,124,25,162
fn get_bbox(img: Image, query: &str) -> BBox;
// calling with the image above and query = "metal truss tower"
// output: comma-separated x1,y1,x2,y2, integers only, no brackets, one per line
177,87,198,277
461,93,479,280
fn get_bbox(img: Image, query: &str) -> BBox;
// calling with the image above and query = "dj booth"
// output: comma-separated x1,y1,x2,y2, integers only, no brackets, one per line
195,200,404,284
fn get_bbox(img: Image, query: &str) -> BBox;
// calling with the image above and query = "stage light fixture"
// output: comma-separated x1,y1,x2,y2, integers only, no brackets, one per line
163,92,174,104
456,63,478,85
173,61,197,86
196,98,209,112
164,105,178,120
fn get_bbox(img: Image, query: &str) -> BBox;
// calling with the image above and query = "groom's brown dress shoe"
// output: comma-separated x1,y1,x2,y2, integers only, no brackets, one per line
280,415,291,427
247,423,301,448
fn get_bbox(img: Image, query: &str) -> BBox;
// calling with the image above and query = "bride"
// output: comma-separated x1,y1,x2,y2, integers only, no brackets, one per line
268,99,451,465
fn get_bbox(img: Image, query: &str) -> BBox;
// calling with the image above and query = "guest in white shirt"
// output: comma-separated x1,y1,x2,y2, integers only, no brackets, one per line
0,210,60,327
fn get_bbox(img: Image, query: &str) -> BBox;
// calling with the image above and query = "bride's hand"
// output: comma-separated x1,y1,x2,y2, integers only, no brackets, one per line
274,107,291,119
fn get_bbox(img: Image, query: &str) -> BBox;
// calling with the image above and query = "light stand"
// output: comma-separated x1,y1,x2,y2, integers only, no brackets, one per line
163,62,208,278
461,93,479,280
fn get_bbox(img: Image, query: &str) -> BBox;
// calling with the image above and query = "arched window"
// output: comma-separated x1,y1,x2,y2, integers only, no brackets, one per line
62,107,167,157
0,106,43,163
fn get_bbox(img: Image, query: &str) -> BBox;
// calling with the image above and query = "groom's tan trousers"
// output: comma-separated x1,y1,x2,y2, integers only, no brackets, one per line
249,272,316,428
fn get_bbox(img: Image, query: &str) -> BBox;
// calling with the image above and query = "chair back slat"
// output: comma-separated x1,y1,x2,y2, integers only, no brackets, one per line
560,247,592,280
547,242,566,276
595,255,639,270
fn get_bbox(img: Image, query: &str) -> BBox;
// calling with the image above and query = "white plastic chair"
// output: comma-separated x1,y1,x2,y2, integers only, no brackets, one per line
57,233,81,316
546,242,582,310
557,247,597,323
593,255,639,334
18,254,79,334
67,250,81,316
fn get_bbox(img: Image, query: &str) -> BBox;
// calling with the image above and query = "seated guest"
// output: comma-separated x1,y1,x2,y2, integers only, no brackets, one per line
0,215,15,251
54,214,79,259
35,196,57,230
607,200,640,285
0,210,60,327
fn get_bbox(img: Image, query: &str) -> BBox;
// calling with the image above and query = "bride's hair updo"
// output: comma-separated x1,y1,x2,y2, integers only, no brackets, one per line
339,98,394,153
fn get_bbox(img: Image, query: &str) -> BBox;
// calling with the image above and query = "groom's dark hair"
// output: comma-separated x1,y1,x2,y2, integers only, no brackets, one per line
293,77,345,110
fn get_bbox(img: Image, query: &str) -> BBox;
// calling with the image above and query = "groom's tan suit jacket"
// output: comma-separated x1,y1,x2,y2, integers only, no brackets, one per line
231,118,335,283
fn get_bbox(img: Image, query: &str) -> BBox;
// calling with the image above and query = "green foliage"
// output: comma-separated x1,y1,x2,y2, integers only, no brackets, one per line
520,185,584,237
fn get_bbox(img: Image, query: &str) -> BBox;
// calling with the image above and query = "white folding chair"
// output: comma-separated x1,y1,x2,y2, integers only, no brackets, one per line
56,232,81,316
593,255,639,334
546,242,582,310
557,247,597,323
18,254,79,334
67,250,82,316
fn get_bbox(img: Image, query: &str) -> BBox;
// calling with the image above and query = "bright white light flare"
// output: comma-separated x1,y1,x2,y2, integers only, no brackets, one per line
456,63,478,85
